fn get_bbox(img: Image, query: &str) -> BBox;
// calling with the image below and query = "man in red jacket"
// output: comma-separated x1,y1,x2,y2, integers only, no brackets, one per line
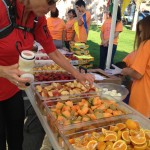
0,0,94,149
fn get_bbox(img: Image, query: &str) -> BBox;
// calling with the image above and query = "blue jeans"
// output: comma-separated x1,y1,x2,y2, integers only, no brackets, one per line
99,44,117,70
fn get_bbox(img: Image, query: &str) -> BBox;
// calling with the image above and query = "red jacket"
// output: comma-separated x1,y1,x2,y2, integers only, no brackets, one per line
0,0,56,101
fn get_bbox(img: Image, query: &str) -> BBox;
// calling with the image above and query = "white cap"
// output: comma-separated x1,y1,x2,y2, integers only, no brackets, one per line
20,73,34,83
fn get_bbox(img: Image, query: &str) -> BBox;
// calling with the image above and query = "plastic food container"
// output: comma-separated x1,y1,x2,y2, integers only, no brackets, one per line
34,70,75,82
61,114,150,150
33,63,64,71
32,80,98,101
44,96,133,131
97,83,129,102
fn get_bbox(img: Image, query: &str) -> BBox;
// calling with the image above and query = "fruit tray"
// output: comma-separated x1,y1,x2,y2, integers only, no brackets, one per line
34,71,75,82
44,96,133,131
33,63,64,71
32,80,98,101
60,114,150,150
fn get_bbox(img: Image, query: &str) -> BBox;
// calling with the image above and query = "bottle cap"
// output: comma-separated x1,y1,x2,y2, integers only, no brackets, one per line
21,50,35,60
20,73,34,83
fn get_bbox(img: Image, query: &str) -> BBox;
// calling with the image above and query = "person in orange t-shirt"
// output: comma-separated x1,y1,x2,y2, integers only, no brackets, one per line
47,8,66,48
65,9,77,51
99,6,123,70
122,16,150,118
73,0,91,43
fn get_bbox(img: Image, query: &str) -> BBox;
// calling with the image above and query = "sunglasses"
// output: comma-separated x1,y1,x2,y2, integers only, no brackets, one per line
47,0,58,5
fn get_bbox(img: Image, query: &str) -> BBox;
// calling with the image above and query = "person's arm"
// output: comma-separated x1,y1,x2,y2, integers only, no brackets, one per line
114,31,120,38
48,50,94,86
121,67,143,80
100,32,108,47
62,30,66,43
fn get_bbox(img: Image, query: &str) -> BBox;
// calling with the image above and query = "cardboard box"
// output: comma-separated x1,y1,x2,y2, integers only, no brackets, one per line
88,69,122,84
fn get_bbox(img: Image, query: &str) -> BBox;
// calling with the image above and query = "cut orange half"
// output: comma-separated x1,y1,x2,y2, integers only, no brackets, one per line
104,133,118,142
113,140,127,150
134,142,147,150
86,140,98,150
122,130,130,144
116,123,126,131
130,136,146,145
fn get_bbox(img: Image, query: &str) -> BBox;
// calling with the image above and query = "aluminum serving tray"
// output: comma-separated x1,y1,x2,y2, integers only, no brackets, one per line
61,114,150,150
44,96,133,131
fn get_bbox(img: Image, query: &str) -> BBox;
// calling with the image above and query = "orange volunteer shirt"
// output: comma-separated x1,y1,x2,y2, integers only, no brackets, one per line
74,11,91,43
101,18,123,45
123,51,137,67
127,40,150,117
47,17,66,40
65,18,76,41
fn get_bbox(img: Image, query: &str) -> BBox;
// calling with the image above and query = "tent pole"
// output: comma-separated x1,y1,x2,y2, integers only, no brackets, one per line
105,0,119,69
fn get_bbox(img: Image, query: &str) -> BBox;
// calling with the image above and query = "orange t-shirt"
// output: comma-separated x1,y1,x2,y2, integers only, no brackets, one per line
65,18,76,41
123,51,137,67
100,18,123,45
47,17,66,40
74,11,91,43
126,40,150,117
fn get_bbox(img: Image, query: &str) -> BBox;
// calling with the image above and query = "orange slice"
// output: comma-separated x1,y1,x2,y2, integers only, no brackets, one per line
130,129,145,137
116,123,126,131
105,145,112,150
125,119,139,130
86,140,98,150
104,133,117,142
98,134,105,142
134,142,147,150
117,130,122,140
97,141,106,150
109,125,119,132
113,140,127,150
122,130,130,144
130,136,146,145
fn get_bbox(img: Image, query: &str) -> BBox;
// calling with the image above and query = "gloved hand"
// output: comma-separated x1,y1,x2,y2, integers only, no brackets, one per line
105,64,122,75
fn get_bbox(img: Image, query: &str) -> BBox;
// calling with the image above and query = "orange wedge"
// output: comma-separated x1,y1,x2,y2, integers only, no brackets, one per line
134,142,147,150
104,133,117,142
86,140,98,150
116,123,126,131
122,130,130,144
130,136,146,145
113,140,127,150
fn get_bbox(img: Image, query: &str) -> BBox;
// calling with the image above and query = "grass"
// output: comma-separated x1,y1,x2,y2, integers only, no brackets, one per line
87,25,136,67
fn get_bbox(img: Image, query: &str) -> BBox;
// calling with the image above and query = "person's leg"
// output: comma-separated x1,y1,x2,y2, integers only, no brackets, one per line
4,91,25,150
111,44,117,65
0,102,6,150
65,41,70,51
53,40,63,49
99,45,108,70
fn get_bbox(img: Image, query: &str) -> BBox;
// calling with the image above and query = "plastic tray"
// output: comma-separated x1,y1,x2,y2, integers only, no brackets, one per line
61,114,150,150
34,70,75,82
44,97,133,131
32,80,99,101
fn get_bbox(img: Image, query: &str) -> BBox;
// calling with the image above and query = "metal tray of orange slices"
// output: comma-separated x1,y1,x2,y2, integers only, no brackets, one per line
43,96,134,131
60,114,150,150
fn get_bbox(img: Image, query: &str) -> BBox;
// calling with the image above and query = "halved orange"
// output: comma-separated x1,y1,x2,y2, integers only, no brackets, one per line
92,132,100,140
105,145,112,150
113,140,127,150
130,129,145,137
145,130,150,139
109,125,119,132
97,141,106,150
86,140,98,150
130,136,146,145
98,134,105,142
122,130,130,144
125,119,139,130
134,142,147,150
116,123,126,131
104,133,117,142
117,130,122,140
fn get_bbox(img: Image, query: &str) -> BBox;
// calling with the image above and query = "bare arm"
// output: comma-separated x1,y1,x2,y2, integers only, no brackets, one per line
114,31,120,38
48,50,94,85
62,30,66,43
121,67,143,80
